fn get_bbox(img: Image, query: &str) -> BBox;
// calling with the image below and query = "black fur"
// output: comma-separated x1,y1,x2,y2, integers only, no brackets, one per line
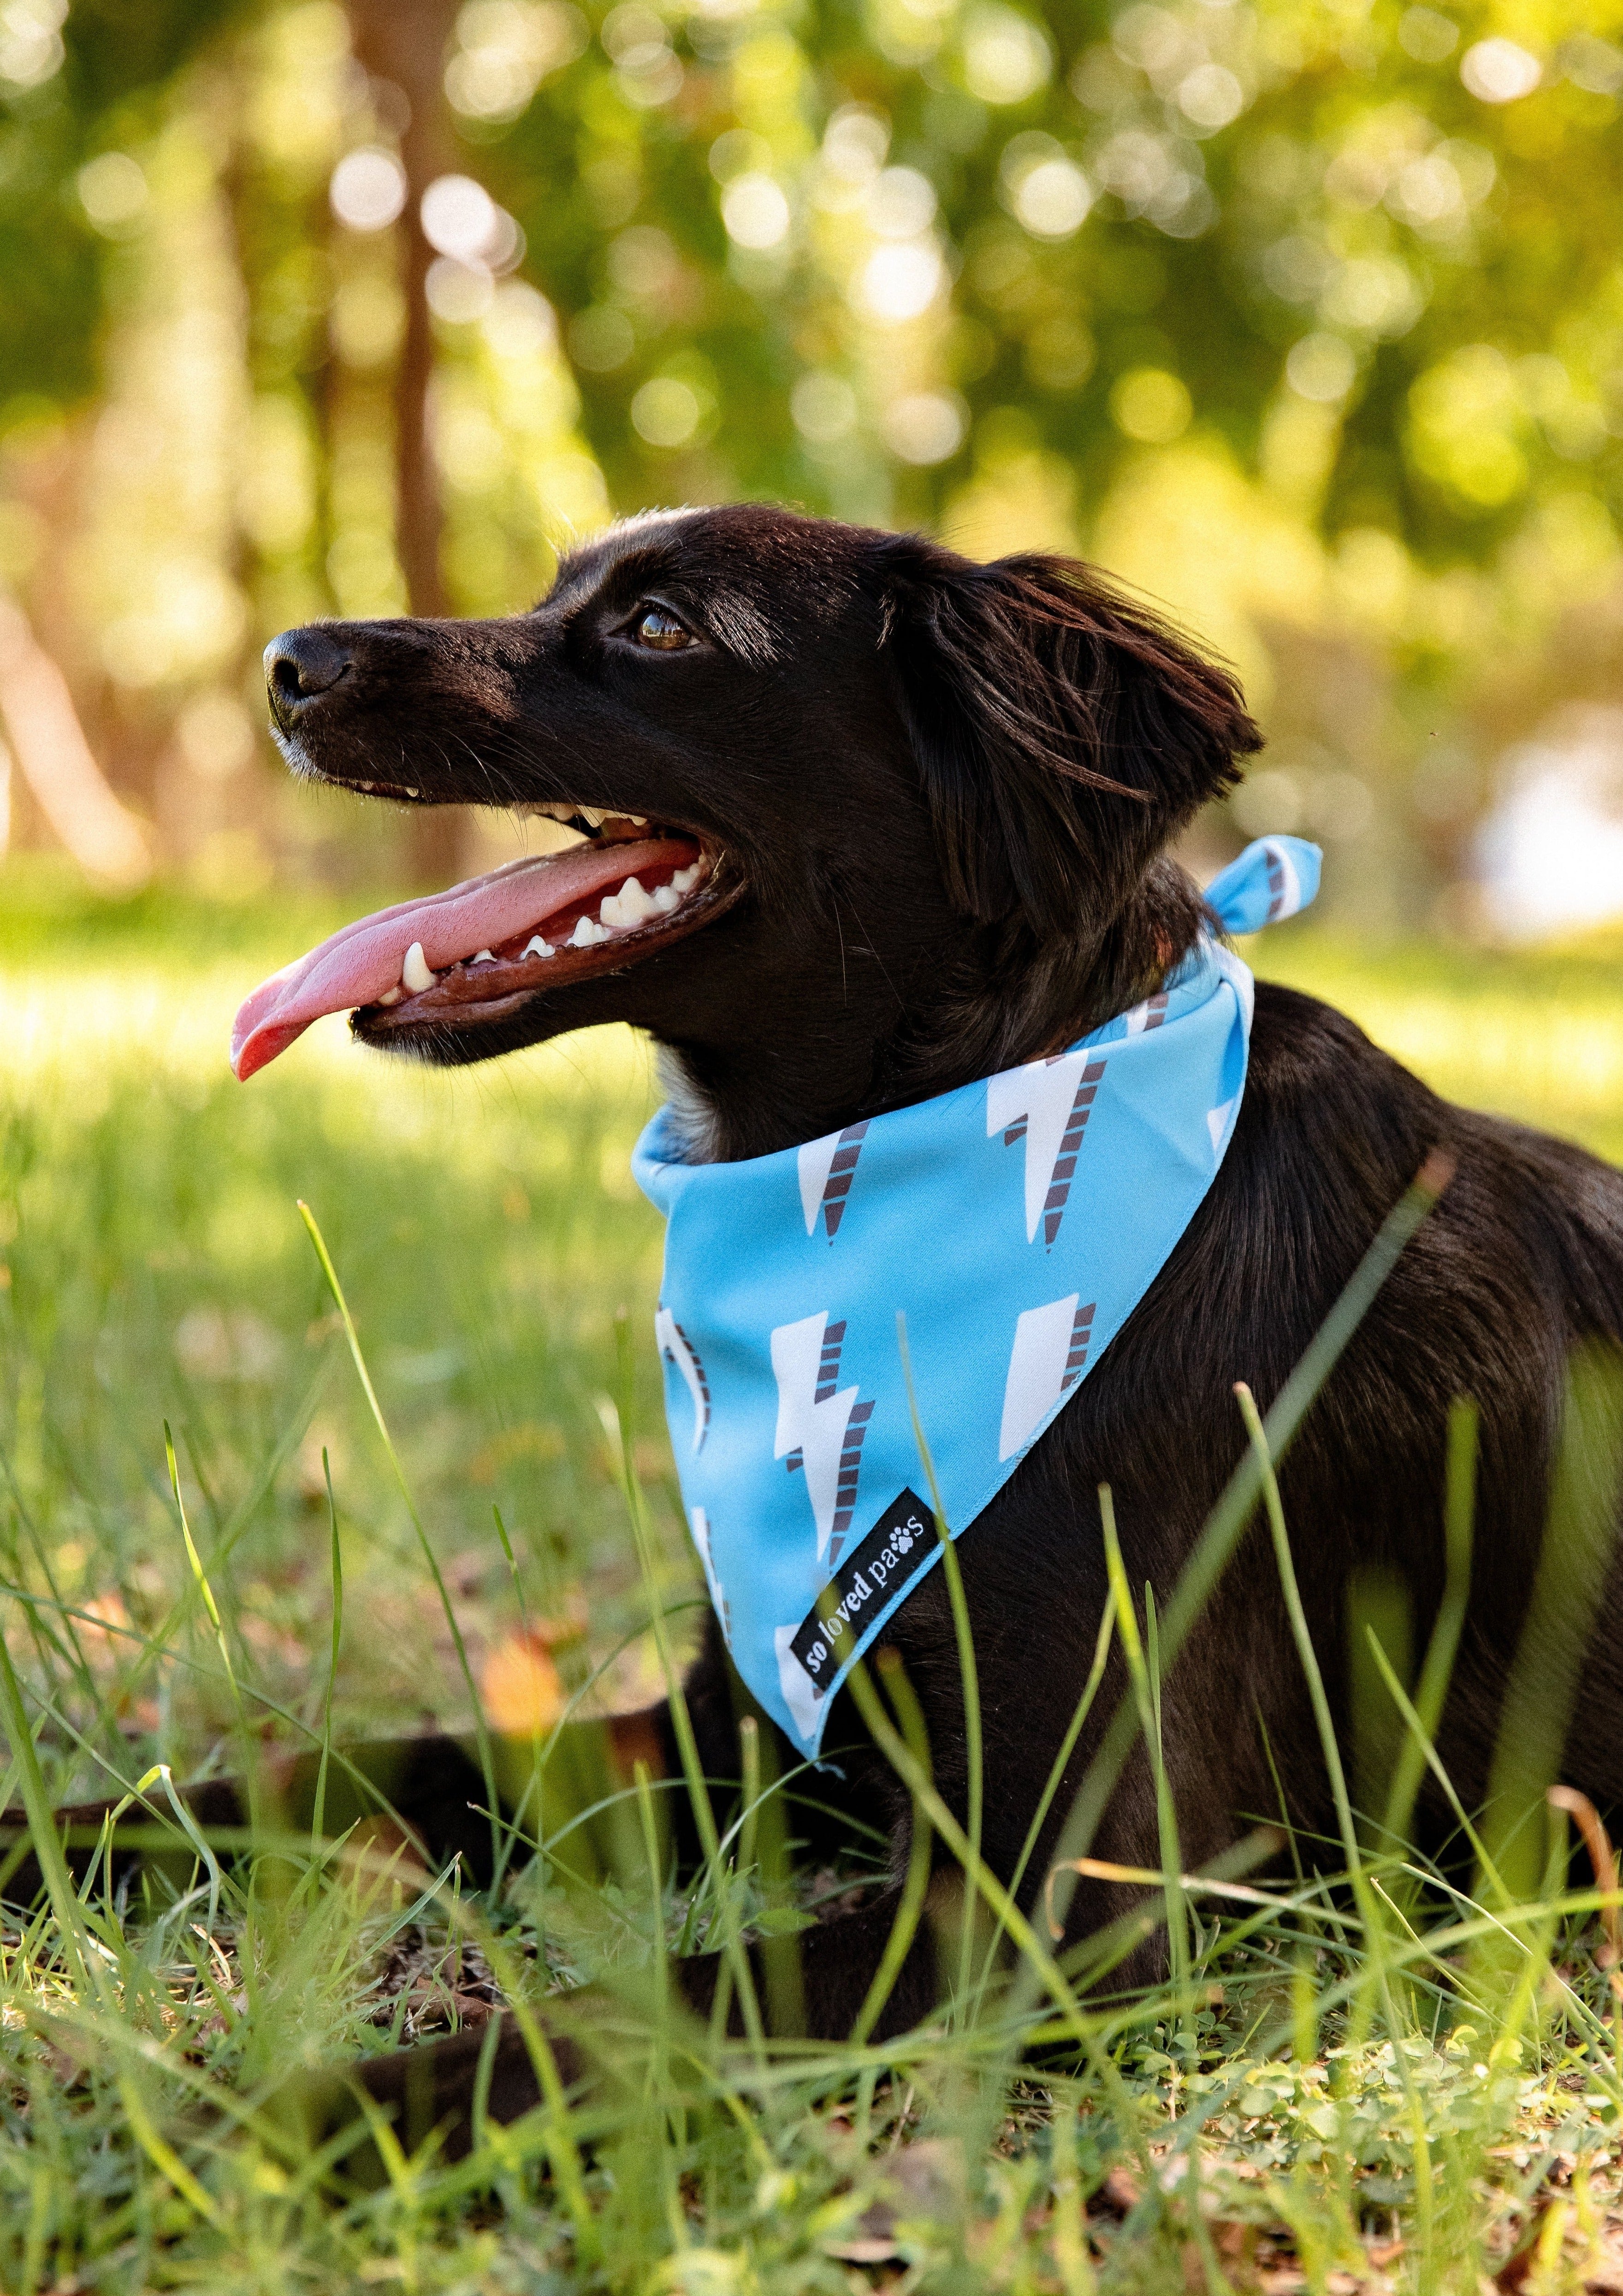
24,505,1623,2148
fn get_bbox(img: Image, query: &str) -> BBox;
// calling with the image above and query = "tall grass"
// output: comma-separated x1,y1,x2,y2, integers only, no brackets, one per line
2,866,1623,2291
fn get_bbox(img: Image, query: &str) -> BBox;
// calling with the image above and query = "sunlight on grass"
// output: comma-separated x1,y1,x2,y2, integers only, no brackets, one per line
1254,929,1623,1166
0,882,685,1769
2,878,1623,2290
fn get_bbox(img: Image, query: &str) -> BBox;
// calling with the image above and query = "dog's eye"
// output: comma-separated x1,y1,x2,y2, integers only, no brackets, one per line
634,606,692,652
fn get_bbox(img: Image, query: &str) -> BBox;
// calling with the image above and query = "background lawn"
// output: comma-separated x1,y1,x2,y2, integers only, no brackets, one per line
6,0,1623,2277
3,868,1623,2291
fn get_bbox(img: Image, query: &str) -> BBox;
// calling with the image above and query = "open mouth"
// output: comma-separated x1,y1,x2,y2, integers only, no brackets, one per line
231,807,732,1080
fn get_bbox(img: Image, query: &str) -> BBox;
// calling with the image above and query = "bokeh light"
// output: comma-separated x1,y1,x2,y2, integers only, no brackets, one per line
329,148,408,233
720,174,791,250
0,0,1618,936
1460,39,1542,105
77,154,149,237
631,378,701,448
883,391,967,465
421,175,500,264
1110,368,1193,445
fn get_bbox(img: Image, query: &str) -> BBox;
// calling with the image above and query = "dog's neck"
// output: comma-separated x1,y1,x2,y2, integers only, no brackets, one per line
653,1045,729,1164
652,860,1208,1165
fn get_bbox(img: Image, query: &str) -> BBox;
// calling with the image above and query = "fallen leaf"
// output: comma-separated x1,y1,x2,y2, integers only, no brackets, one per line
482,1631,563,1736
1496,2243,1538,2291
835,2136,965,2254
1097,2166,1143,2216
1214,2220,1256,2262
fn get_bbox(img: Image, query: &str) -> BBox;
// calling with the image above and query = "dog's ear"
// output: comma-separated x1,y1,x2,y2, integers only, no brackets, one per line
879,543,1262,938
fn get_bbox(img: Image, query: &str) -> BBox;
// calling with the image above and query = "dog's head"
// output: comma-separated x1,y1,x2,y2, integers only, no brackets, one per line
237,505,1260,1155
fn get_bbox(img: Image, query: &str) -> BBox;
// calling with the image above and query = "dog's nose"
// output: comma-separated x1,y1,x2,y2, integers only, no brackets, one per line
264,627,352,726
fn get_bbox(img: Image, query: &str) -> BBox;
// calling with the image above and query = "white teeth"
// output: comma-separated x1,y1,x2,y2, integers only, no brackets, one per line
599,869,697,929
405,787,420,799
523,934,555,959
577,807,607,829
601,876,660,930
625,814,648,826
401,942,435,994
532,802,577,821
570,916,610,948
376,985,404,1007
471,949,497,964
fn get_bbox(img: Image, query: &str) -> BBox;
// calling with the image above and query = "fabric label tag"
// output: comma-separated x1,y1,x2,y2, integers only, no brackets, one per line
790,1487,936,1687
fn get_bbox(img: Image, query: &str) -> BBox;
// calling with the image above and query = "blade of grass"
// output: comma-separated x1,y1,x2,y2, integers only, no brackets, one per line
602,1331,764,2056
896,1311,982,2021
972,1601,1115,2012
297,1199,501,1878
118,2072,220,2227
633,1751,690,2249
1364,1633,1506,1904
309,1448,343,1869
1234,1378,1436,2258
740,1712,806,2042
849,1648,935,2047
0,1618,90,1994
1100,1496,1189,2034
1477,1341,1623,1914
113,1365,327,1711
1233,1384,1366,1902
836,1646,1095,2048
1038,1148,1452,1960
488,1504,551,1900
1382,1397,1476,1860
1486,1798,1570,2075
165,1422,243,1738
101,1762,225,1933
1048,2088,1096,2296
732,1711,759,1864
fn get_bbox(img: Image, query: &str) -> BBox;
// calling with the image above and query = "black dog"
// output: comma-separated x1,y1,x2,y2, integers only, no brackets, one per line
24,506,1623,2140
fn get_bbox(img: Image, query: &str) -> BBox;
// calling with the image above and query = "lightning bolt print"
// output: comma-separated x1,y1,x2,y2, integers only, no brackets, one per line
770,1311,874,1562
655,1305,711,1453
797,1121,871,1240
986,1049,1108,1246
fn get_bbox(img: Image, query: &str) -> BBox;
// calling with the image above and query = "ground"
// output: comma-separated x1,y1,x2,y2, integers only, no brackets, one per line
1,859,1622,2293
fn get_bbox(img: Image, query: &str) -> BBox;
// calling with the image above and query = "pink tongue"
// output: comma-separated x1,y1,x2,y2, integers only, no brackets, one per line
232,837,690,1080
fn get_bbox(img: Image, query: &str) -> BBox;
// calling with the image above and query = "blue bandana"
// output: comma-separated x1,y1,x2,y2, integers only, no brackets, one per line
632,837,1321,1757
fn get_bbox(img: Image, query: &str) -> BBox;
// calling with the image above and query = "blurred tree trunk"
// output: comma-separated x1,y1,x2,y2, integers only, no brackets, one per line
0,597,150,889
346,0,468,890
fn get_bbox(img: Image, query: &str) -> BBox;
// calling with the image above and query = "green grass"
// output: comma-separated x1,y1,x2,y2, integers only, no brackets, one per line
3,860,1623,2293
1252,917,1623,1169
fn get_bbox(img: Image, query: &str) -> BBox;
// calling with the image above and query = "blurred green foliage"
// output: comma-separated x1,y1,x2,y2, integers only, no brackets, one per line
0,0,249,403
6,0,1617,551
475,0,1623,561
0,0,1620,911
